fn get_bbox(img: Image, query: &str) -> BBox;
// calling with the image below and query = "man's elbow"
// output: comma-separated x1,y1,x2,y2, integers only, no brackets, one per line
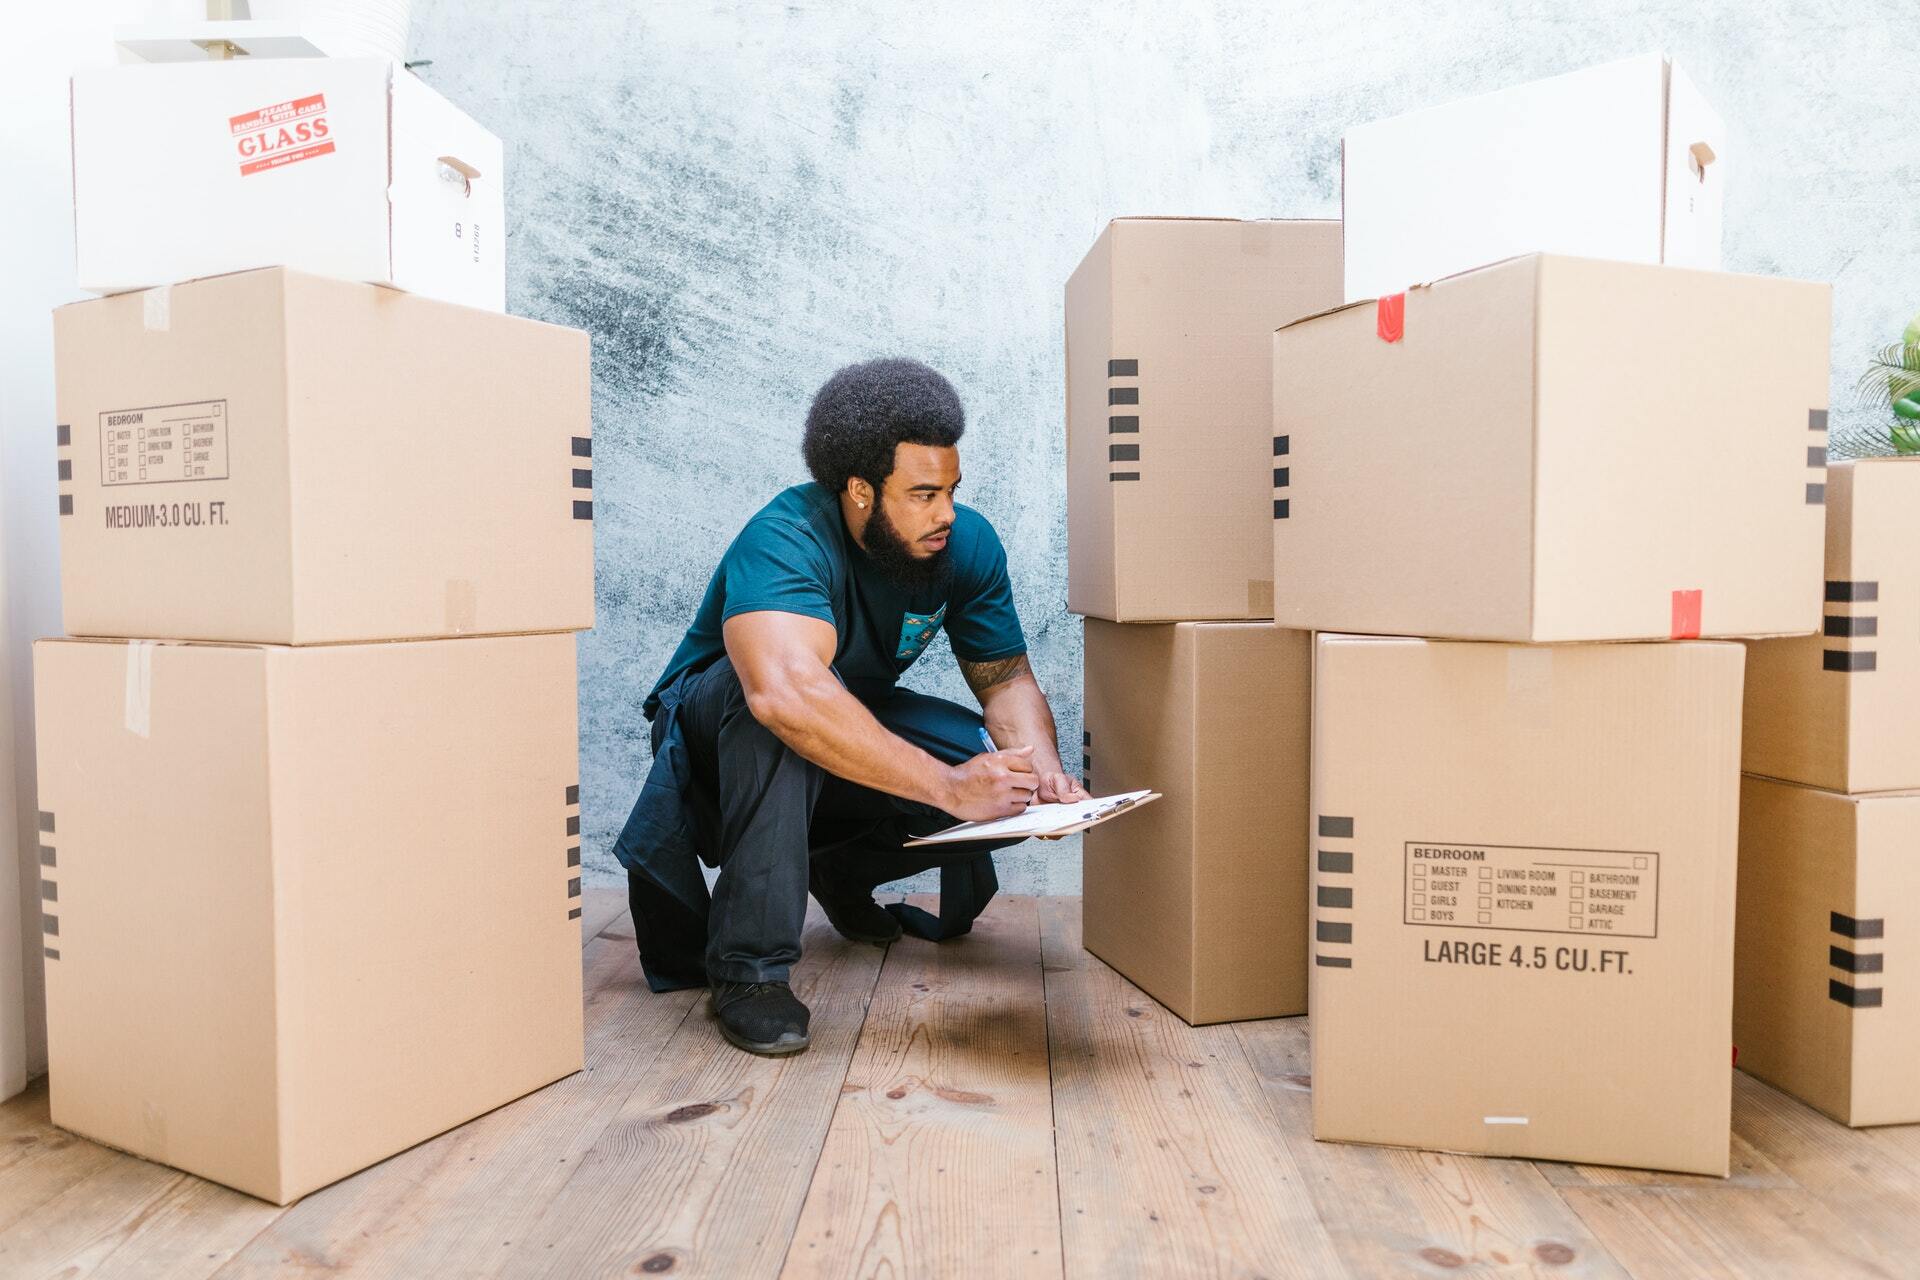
741,677,813,737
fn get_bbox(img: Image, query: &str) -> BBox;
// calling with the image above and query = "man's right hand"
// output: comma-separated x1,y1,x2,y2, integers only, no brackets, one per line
941,745,1040,821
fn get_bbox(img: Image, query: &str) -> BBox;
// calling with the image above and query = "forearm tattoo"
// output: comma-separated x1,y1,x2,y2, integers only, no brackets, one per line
958,652,1033,700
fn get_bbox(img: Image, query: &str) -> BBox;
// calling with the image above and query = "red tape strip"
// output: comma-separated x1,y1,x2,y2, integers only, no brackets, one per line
1671,589,1703,640
1376,292,1405,343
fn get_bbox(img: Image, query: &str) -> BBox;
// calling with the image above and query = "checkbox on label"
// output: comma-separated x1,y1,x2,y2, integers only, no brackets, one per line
1571,900,1584,913
1478,896,1491,909
1412,908,1427,921
1570,917,1584,929
1412,893,1426,905
1477,912,1491,924
1633,856,1648,870
1571,886,1584,899
1478,865,1492,878
1571,871,1585,883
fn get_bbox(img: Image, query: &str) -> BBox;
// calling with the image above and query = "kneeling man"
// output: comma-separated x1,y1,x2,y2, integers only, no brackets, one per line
615,358,1086,1055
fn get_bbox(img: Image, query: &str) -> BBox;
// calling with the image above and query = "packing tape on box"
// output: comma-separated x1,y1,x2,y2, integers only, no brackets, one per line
142,285,171,333
123,640,155,738
445,579,478,633
1376,292,1405,343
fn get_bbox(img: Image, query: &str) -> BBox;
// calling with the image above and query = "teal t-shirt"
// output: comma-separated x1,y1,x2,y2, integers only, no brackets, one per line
644,483,1027,717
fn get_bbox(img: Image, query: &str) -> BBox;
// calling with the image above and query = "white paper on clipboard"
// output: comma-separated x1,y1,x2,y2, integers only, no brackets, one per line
904,790,1159,846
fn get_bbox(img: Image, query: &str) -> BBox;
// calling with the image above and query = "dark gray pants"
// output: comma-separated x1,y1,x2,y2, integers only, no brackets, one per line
658,658,1018,985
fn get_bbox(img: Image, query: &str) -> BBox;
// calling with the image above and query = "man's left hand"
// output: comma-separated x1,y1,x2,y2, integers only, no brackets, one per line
1035,771,1090,804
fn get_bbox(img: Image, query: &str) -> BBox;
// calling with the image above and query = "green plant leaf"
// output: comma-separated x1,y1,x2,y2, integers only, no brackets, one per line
1856,341,1920,408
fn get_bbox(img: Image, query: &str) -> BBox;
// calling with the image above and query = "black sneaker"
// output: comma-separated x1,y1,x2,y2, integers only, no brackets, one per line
808,865,903,944
709,980,811,1056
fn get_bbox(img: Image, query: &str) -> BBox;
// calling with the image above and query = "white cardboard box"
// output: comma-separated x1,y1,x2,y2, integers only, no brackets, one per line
72,58,504,313
1341,53,1725,302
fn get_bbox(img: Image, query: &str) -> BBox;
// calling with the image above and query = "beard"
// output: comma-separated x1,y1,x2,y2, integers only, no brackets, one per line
861,500,953,595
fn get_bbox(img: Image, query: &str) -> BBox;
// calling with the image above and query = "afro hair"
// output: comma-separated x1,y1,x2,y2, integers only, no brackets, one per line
802,358,966,495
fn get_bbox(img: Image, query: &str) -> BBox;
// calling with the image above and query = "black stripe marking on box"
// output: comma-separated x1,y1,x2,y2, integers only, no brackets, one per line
1808,446,1828,468
567,815,581,837
566,783,580,805
42,914,57,937
573,500,594,521
1827,580,1879,603
58,495,72,517
1825,616,1878,638
572,468,593,489
56,424,70,447
568,877,582,899
1318,849,1353,874
38,846,54,868
40,882,55,903
1317,921,1352,944
1109,443,1140,462
1108,359,1138,377
1273,435,1289,457
1807,483,1826,506
1829,980,1882,1008
1111,472,1140,482
1318,816,1354,839
43,947,58,961
1273,467,1290,488
1108,416,1139,433
568,907,583,920
1316,955,1352,968
567,846,581,868
38,812,54,833
1317,886,1352,909
1273,499,1290,520
1824,650,1877,672
1832,912,1885,940
1831,946,1884,974
1082,730,1090,746
571,437,593,458
1108,387,1139,406
57,460,71,481
1810,409,1829,432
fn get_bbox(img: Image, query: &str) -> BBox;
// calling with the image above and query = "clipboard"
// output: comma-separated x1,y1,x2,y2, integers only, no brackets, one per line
904,790,1162,846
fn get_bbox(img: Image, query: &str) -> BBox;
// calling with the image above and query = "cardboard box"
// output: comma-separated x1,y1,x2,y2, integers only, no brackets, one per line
73,58,504,312
1081,620,1310,1025
1744,459,1920,792
1342,54,1724,302
1272,254,1831,643
1065,218,1342,621
1311,634,1743,1174
54,267,594,644
1734,775,1920,1127
32,632,587,1205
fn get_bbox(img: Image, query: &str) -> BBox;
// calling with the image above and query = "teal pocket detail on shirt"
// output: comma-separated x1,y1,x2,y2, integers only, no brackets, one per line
896,605,948,664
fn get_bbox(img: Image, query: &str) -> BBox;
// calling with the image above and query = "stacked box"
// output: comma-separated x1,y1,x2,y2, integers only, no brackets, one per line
1279,59,1833,1176
1065,219,1340,1024
1735,459,1920,1125
37,55,593,1205
1081,621,1310,1025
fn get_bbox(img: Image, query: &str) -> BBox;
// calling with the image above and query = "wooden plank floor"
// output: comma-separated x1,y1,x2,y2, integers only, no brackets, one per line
0,891,1912,1279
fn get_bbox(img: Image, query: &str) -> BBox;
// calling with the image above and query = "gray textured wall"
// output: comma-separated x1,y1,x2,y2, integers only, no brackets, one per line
410,0,1918,893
